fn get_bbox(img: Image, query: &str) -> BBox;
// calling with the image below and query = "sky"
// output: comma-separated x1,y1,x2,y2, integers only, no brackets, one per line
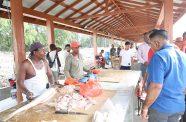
173,13,186,40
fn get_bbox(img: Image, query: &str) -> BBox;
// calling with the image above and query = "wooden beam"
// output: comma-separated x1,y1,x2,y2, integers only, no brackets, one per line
77,1,106,24
97,14,128,31
117,4,159,17
111,36,114,44
44,0,65,14
97,18,125,32
55,0,81,17
93,16,116,29
105,0,109,12
0,10,47,25
77,1,115,27
10,0,25,103
93,31,97,66
0,9,123,41
110,0,135,31
164,0,173,41
82,5,116,28
47,19,55,45
30,0,44,9
23,7,81,28
173,2,186,24
96,15,122,30
98,16,126,32
90,15,115,29
110,24,154,31
54,24,92,35
65,0,97,19
155,4,164,28
127,12,157,22
70,4,160,20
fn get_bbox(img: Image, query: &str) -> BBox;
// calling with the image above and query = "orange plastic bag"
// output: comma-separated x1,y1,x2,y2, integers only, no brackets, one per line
64,78,79,85
79,80,102,97
92,69,100,74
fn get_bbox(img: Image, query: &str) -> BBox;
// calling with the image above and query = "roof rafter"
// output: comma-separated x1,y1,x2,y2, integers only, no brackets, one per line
30,0,45,9
80,2,117,28
97,15,127,31
110,0,134,28
155,4,164,28
110,24,154,31
65,0,97,19
75,1,106,24
44,0,65,14
70,4,160,20
55,0,81,17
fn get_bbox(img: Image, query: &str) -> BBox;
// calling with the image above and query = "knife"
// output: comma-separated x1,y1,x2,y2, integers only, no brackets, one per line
55,111,88,115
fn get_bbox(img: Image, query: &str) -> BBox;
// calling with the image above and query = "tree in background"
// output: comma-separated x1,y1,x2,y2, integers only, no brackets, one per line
24,23,47,51
0,18,117,52
0,18,13,51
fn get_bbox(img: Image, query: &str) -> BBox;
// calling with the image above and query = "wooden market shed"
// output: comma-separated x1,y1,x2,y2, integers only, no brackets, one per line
0,0,186,102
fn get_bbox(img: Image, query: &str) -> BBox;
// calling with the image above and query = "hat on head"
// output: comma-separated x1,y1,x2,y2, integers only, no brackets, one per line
29,42,44,52
71,41,80,48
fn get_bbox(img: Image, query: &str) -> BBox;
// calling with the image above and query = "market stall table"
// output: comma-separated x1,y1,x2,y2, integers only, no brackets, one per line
0,70,140,122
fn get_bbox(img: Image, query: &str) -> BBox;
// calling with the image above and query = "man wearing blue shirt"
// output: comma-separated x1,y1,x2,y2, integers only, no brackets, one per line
142,29,186,122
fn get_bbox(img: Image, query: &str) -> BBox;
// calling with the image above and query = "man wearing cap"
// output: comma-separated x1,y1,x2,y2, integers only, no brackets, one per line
17,42,55,101
64,41,90,79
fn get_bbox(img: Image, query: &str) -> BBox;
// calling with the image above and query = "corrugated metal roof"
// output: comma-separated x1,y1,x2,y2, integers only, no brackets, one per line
48,5,65,16
35,0,54,12
64,0,76,6
73,0,91,10
22,0,38,8
1,0,186,40
81,3,97,13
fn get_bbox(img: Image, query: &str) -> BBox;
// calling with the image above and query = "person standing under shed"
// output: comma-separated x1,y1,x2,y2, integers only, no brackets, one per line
137,33,150,78
17,42,55,101
119,41,133,70
110,44,116,68
142,29,186,122
117,45,121,56
64,41,90,79
47,44,61,81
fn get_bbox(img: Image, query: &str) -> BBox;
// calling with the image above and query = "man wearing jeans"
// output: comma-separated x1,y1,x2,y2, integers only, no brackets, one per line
142,29,186,122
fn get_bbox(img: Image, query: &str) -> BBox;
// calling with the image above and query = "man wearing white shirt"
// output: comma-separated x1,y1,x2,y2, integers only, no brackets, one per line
137,32,150,77
119,41,133,70
47,44,61,81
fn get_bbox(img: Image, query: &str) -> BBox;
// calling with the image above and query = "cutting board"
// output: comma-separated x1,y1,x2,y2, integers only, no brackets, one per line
2,90,116,122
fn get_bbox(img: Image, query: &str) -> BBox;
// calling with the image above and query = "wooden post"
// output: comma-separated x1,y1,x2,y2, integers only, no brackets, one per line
155,5,164,28
164,0,173,42
111,36,114,44
93,31,97,66
46,19,55,45
10,0,26,103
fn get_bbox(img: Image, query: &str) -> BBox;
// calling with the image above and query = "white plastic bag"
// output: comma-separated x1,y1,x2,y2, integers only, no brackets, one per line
92,99,124,122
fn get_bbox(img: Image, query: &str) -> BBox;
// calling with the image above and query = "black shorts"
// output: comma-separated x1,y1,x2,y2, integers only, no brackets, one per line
120,66,131,70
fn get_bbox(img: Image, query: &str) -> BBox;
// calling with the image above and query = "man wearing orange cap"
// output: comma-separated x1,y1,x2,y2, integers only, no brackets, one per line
64,41,90,79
